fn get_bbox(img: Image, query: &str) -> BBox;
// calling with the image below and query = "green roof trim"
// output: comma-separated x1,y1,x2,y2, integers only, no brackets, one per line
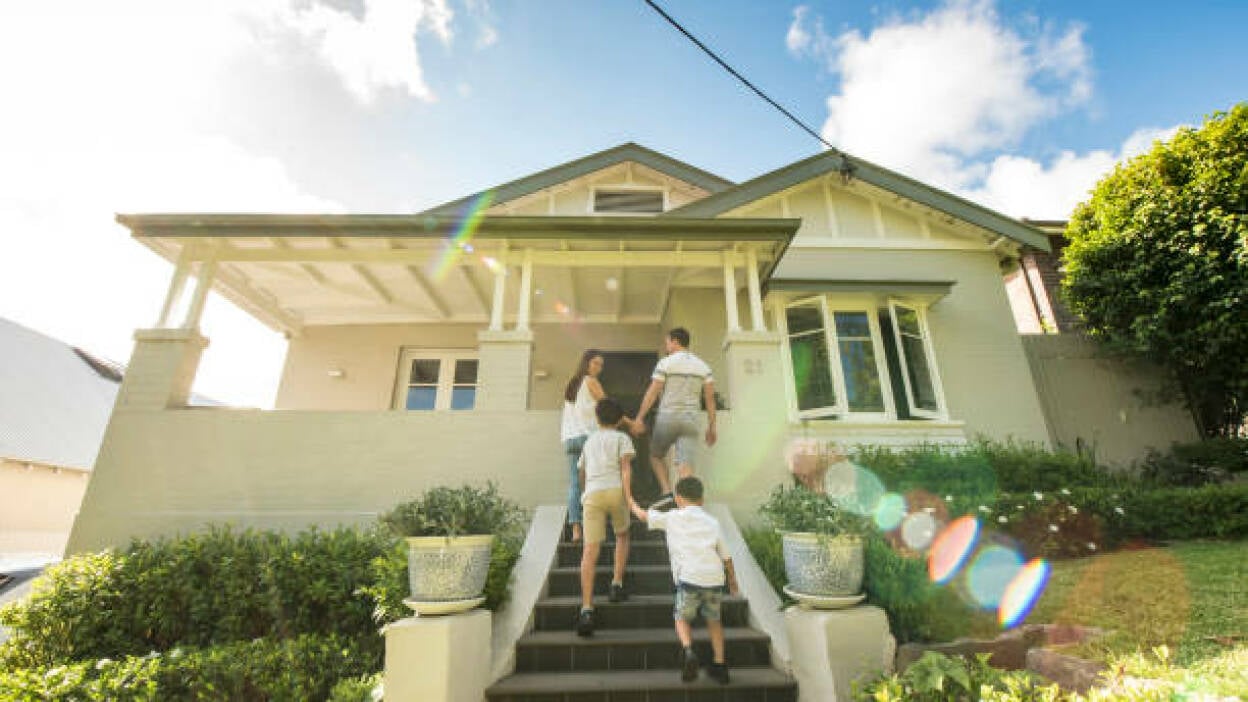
664,150,1050,251
418,143,735,217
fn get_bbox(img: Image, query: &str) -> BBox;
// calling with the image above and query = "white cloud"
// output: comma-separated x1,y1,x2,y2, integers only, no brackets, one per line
465,0,499,48
786,6,813,54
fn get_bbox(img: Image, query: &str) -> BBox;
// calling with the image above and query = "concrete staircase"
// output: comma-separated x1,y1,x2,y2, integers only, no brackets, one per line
486,521,797,702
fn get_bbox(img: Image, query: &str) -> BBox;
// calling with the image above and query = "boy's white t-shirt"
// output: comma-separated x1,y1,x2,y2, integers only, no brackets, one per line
577,428,636,496
646,504,729,587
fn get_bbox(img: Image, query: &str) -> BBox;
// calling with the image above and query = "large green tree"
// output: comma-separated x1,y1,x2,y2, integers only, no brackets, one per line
1062,104,1248,437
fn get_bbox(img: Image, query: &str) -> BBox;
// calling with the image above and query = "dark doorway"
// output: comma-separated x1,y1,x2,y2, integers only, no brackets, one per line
599,351,660,502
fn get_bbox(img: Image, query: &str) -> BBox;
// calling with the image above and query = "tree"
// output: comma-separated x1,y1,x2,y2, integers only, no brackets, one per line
1062,104,1248,437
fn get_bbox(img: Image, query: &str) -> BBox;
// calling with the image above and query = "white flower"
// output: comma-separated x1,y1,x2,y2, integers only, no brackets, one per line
978,505,991,513
944,495,953,502
1068,505,1079,514
95,658,114,670
1061,488,1071,495
997,516,1008,524
1016,505,1025,511
1048,524,1059,533
1033,491,1045,501
1087,542,1098,551
1114,506,1125,515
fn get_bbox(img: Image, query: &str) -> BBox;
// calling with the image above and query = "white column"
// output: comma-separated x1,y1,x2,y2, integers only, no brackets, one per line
745,247,766,332
516,248,533,332
156,247,193,328
489,242,509,331
181,258,217,330
722,251,741,333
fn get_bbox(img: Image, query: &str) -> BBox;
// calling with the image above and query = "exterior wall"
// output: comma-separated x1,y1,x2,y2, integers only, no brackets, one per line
0,457,90,555
661,287,731,401
1022,335,1199,466
488,161,709,216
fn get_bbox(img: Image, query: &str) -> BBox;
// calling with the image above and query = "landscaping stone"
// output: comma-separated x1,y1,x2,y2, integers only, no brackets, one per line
896,626,1045,671
1026,647,1106,693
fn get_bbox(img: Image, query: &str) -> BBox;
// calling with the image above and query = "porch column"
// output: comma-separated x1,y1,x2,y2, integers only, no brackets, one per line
722,251,741,333
155,247,192,328
489,242,509,331
115,328,209,410
515,248,533,332
182,258,218,330
745,247,767,332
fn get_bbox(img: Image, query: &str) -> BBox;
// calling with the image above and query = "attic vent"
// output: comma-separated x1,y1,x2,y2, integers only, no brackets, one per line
594,189,664,214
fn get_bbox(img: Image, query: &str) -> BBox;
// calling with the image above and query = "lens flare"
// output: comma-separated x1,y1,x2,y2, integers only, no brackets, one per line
481,256,503,274
431,191,494,281
966,545,1024,610
998,558,1050,628
900,511,937,550
826,463,886,516
874,493,906,531
928,516,979,584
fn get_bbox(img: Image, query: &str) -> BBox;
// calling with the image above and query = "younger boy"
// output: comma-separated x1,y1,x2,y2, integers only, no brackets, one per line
576,397,636,637
629,476,739,685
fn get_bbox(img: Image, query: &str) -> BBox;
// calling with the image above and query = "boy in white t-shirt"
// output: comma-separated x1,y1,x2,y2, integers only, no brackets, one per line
575,398,637,637
629,476,739,685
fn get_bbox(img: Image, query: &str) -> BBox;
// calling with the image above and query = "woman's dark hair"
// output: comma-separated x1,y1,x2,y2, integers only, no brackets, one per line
564,348,603,402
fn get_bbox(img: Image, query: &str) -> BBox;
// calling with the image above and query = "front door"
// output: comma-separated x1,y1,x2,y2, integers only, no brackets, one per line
599,351,660,503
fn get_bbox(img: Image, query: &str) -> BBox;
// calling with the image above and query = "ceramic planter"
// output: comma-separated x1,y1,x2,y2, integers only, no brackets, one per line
781,531,863,596
405,534,494,603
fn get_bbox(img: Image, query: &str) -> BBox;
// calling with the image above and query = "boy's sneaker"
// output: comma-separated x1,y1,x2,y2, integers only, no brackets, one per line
576,608,595,637
609,582,628,603
707,662,731,685
651,493,676,510
680,647,699,682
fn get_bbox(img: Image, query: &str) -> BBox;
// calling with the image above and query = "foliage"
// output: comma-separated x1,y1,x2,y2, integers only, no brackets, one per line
380,482,524,538
855,652,1062,701
327,672,384,702
1140,436,1248,486
1062,103,1248,437
0,526,391,670
758,484,872,536
0,634,378,702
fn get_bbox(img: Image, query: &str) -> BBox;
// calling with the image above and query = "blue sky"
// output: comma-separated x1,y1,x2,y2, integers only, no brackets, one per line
0,0,1244,406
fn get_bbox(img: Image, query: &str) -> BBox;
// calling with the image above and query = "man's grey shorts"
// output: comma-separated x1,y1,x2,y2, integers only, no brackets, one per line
651,412,699,465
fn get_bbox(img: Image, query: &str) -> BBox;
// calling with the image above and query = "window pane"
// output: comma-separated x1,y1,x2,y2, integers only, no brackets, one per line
450,387,476,410
839,339,885,411
902,336,939,411
833,311,871,338
405,386,437,410
895,306,921,336
786,304,823,335
409,359,441,384
453,359,478,384
789,332,836,411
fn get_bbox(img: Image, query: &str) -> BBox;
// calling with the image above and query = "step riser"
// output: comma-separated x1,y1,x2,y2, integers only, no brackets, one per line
487,684,797,702
548,570,679,597
535,601,750,631
516,639,771,673
557,544,670,567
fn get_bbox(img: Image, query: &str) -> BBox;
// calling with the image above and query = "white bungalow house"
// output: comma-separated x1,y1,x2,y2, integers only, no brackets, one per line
68,143,1064,553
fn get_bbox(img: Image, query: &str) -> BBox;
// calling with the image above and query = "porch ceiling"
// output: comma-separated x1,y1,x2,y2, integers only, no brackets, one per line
120,214,798,334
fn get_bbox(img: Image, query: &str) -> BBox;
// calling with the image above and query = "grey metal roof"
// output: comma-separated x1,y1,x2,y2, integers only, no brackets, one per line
0,318,121,471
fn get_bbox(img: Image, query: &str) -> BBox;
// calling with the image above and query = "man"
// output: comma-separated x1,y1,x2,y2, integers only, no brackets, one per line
635,327,717,504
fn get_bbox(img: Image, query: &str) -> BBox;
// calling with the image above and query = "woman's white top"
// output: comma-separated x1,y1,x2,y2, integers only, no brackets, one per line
560,377,597,442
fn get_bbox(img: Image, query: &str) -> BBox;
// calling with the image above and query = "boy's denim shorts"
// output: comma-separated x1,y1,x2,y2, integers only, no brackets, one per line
674,582,723,622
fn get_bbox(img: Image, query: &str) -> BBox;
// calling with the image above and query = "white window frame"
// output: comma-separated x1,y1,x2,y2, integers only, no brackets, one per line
393,348,479,411
588,185,668,215
775,295,895,422
886,299,947,419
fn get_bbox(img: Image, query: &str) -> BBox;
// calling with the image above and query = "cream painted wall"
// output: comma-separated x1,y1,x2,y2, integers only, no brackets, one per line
1,458,90,554
487,161,709,216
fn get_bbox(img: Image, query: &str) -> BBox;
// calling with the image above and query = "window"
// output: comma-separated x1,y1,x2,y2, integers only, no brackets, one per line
593,189,664,214
395,350,478,410
778,295,944,421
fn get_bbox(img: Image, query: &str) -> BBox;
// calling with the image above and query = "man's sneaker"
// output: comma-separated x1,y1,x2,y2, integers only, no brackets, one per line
651,493,676,510
609,582,628,603
575,608,594,637
680,647,699,682
708,662,731,685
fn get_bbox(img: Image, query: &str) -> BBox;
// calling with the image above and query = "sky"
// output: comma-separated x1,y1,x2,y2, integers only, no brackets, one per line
0,0,1244,408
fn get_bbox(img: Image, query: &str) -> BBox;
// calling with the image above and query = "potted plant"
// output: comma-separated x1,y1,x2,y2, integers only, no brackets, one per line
380,482,523,614
759,484,870,606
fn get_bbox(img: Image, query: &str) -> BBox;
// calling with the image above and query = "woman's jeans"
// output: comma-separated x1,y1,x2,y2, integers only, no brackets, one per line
564,435,588,524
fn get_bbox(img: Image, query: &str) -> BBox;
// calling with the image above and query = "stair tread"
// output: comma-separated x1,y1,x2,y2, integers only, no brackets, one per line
550,564,672,574
537,594,746,606
518,627,769,646
487,667,795,694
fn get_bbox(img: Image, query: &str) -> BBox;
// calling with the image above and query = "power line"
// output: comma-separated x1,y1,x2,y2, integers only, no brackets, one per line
640,0,847,161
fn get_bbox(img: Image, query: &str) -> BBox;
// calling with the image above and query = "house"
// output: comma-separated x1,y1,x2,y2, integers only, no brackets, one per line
69,143,1102,553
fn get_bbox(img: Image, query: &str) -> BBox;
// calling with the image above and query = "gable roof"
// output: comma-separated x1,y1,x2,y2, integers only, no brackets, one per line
664,149,1050,251
419,142,735,216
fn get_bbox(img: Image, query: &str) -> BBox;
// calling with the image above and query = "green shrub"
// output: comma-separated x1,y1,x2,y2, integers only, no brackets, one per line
328,671,383,702
1140,437,1248,486
380,482,524,538
758,484,871,535
854,651,1064,701
0,634,377,701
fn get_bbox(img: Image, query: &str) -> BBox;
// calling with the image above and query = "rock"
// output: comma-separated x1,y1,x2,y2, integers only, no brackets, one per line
1026,648,1106,693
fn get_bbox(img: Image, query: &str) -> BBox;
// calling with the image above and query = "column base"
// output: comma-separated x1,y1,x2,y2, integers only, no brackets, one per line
384,609,492,702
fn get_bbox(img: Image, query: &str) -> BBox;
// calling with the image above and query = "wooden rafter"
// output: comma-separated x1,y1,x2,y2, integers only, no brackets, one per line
459,265,490,314
330,238,393,304
269,237,326,284
389,241,449,318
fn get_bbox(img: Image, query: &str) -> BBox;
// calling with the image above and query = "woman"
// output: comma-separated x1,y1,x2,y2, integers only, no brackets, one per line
561,349,606,542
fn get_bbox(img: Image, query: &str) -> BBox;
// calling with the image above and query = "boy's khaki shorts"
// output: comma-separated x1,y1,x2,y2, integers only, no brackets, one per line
582,488,629,544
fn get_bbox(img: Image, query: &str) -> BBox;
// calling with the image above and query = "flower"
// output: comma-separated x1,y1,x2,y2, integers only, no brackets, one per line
1061,488,1071,495
1033,491,1045,501
1016,505,1025,511
1114,506,1125,515
1087,542,1098,551
944,495,953,502
978,505,991,513
95,658,114,670
1068,505,1079,514
1048,524,1059,533
997,516,1008,524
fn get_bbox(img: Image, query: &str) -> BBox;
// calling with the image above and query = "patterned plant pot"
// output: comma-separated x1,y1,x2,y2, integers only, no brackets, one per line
406,534,494,602
781,531,863,596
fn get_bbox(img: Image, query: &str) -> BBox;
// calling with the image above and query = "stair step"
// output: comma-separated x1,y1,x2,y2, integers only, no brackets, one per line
563,521,667,543
557,541,670,567
547,565,678,597
534,595,750,631
516,627,771,672
486,667,797,701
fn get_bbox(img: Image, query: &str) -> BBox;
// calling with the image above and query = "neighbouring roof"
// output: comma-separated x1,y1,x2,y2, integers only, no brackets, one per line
665,149,1051,251
418,142,735,216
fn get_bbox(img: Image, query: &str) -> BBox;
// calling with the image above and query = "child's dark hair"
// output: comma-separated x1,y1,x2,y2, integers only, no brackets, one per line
675,476,703,501
668,327,691,348
595,397,625,426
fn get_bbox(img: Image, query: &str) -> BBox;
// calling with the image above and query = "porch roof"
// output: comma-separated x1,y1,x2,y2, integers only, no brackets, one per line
119,214,798,335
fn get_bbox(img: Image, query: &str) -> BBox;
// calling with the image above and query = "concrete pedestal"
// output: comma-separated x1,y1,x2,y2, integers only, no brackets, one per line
384,609,492,702
116,328,208,410
784,605,895,702
475,330,534,410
